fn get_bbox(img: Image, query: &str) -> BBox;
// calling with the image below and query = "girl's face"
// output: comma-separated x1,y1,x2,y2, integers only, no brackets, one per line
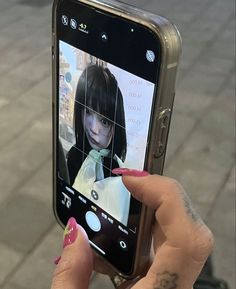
82,107,114,151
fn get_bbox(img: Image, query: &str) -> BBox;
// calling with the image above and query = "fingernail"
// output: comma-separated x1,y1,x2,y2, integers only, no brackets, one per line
63,217,78,248
112,168,149,177
54,256,61,265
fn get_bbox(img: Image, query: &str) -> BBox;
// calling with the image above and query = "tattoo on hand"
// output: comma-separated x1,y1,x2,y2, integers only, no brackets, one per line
182,192,200,222
154,271,178,289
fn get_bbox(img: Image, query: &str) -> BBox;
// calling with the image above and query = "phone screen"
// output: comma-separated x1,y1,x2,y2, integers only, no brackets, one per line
54,0,161,274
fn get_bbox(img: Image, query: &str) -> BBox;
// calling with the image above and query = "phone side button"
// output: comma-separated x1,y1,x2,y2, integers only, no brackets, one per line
154,109,171,158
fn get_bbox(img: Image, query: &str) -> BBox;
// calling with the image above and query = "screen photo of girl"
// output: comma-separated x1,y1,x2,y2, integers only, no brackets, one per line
67,64,130,225
58,41,155,226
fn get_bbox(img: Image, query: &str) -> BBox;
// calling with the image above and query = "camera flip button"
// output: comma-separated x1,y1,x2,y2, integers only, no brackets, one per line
118,239,128,251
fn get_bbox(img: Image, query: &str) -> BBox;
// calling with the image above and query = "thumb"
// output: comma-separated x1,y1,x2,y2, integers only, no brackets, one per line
51,217,93,289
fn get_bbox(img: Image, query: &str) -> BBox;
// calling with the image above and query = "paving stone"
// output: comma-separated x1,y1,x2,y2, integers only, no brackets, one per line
8,224,61,289
201,0,235,22
207,166,235,289
89,273,113,289
0,243,22,284
126,0,150,8
0,76,51,149
166,89,235,216
165,123,234,218
0,5,36,31
19,0,52,8
0,98,9,110
177,68,227,96
19,159,52,205
144,0,171,13
0,194,54,254
0,164,35,204
192,54,234,77
0,48,51,102
174,90,214,119
0,0,19,13
165,110,196,165
0,111,52,168
0,4,50,38
179,42,203,70
0,25,51,76
219,74,235,99
2,282,27,289
0,112,52,203
210,39,235,61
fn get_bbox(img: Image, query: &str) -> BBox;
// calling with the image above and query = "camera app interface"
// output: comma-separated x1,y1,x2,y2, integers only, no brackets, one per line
58,41,155,229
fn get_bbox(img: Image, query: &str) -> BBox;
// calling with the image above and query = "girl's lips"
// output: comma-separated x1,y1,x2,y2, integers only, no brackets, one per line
87,134,100,146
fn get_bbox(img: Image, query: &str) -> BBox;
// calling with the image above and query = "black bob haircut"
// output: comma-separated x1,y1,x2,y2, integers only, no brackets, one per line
73,64,127,162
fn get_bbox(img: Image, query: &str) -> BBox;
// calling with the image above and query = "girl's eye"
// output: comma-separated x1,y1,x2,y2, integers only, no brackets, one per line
101,118,110,128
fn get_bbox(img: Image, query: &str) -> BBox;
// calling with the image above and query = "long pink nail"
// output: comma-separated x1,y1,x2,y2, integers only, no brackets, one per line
63,217,78,248
112,168,149,177
54,256,61,265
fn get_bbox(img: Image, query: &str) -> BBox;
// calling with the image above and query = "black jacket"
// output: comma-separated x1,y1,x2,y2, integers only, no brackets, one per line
66,145,120,185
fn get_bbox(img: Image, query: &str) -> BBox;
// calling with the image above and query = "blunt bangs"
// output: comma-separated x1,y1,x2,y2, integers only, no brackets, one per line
76,65,118,122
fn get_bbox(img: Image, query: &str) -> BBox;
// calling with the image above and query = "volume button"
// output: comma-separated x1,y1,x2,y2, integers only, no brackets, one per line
154,109,171,158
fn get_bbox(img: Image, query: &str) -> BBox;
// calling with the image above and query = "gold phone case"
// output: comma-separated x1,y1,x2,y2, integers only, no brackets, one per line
52,0,182,279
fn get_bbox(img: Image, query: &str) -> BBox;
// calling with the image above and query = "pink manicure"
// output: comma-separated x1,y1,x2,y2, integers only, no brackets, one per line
112,168,149,177
54,256,61,265
63,217,78,248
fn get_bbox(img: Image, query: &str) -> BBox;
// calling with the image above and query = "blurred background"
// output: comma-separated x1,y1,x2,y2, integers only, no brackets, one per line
0,0,235,288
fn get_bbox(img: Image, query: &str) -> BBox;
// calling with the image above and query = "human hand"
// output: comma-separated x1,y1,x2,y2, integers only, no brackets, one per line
51,172,214,289
51,218,93,289
117,170,214,289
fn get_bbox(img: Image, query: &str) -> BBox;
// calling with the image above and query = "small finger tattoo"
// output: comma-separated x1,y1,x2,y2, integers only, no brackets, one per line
182,192,200,222
154,271,178,289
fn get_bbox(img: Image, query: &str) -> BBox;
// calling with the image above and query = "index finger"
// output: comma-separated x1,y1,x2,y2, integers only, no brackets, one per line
122,174,212,261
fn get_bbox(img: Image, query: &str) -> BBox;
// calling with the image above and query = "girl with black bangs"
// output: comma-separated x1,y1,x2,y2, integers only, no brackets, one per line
67,64,130,225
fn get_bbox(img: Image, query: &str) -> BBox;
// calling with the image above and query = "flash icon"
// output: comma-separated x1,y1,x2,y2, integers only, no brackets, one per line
61,15,68,26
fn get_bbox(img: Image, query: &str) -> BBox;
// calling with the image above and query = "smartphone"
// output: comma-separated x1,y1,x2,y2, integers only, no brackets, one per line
52,0,181,279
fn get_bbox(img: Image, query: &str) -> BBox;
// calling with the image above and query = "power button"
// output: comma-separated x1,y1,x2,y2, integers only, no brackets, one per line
154,109,171,158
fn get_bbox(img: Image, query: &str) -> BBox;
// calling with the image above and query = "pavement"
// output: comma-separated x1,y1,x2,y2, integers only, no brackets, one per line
0,0,235,288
